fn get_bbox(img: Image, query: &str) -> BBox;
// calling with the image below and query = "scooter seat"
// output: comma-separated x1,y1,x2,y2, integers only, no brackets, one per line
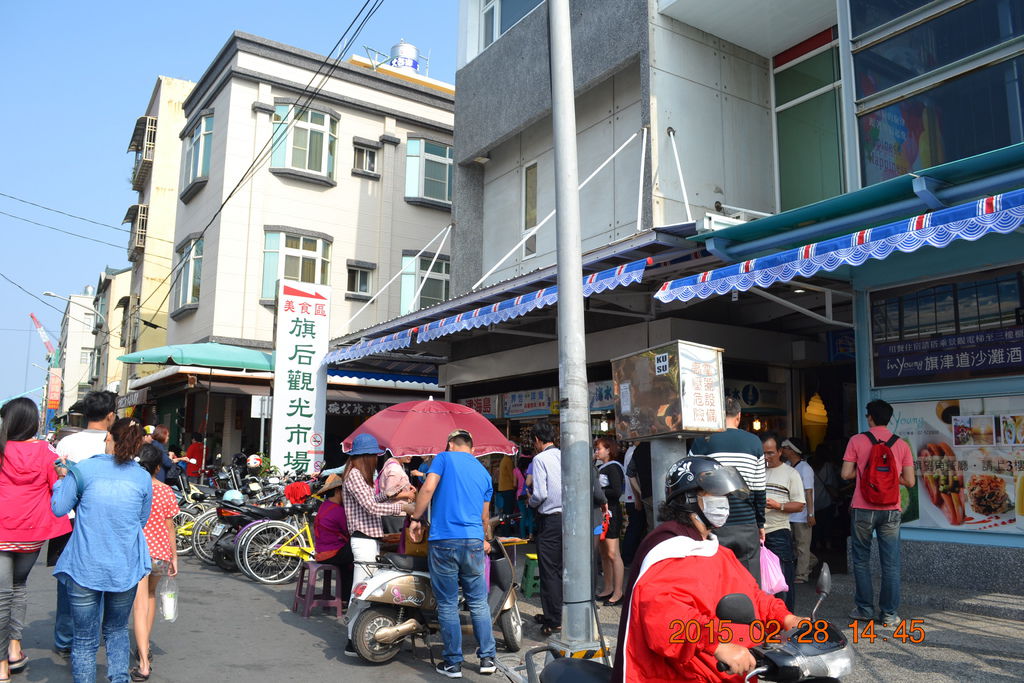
382,553,429,572
540,657,612,683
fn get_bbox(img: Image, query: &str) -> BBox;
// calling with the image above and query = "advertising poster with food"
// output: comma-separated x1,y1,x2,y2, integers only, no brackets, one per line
892,396,1022,534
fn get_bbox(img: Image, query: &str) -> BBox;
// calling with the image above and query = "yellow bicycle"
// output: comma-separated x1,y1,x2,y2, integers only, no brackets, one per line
234,502,319,584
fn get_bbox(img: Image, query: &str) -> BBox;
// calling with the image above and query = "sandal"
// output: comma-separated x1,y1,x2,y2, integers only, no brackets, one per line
540,624,562,636
130,667,150,681
8,655,27,672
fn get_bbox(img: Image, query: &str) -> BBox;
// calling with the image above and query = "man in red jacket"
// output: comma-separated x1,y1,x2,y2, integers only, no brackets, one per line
612,456,803,682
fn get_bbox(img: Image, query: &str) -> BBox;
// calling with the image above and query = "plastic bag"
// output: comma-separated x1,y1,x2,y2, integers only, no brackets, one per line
760,543,788,595
157,575,178,623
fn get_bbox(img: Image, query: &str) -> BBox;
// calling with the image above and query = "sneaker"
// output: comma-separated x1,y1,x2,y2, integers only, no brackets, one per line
878,613,901,627
344,641,358,658
479,656,496,675
53,647,72,660
848,608,873,621
435,661,463,678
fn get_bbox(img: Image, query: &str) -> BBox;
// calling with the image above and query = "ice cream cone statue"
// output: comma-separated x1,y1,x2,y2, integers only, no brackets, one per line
803,393,828,453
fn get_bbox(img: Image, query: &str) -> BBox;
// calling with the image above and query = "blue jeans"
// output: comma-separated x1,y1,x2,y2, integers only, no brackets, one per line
64,578,137,683
428,539,497,665
850,508,902,618
517,498,535,538
55,578,74,649
763,529,796,612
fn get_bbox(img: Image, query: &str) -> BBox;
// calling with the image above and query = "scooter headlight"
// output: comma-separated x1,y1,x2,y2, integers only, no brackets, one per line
795,646,855,679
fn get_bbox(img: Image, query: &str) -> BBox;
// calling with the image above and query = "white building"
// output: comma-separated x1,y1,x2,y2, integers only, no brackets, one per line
143,33,453,457
91,266,132,393
55,290,99,416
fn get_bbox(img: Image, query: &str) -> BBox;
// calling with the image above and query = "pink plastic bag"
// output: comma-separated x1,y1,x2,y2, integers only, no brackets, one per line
760,543,788,594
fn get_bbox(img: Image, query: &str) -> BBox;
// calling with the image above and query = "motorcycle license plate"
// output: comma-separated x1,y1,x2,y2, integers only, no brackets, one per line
211,523,227,536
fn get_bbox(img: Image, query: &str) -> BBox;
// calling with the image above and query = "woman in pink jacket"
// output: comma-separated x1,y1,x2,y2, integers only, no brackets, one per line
0,398,72,681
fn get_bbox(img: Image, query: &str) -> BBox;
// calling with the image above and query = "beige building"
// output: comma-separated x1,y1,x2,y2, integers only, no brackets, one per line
90,266,131,393
122,76,195,389
55,291,99,416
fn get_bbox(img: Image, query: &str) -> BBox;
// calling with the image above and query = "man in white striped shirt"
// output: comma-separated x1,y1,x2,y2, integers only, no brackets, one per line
690,396,767,585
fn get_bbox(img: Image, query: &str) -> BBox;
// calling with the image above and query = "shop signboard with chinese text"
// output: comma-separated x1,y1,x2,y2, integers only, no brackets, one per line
892,395,1022,535
589,381,615,412
46,368,62,410
270,283,330,475
875,325,1024,386
460,395,502,419
326,401,390,417
504,389,553,418
611,340,724,439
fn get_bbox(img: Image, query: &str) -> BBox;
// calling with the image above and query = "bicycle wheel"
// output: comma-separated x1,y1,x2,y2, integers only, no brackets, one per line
237,520,306,584
174,509,197,556
233,520,271,582
191,509,220,565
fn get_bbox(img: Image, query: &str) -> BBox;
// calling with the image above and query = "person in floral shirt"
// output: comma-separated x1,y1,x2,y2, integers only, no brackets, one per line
131,444,179,680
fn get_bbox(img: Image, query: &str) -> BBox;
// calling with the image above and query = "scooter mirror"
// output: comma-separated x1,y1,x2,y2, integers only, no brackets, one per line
816,563,832,596
715,593,757,625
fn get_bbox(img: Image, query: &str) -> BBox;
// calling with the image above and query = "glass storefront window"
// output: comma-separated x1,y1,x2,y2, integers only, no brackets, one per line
776,48,840,106
777,89,844,211
850,0,933,38
853,0,1023,98
858,54,1024,185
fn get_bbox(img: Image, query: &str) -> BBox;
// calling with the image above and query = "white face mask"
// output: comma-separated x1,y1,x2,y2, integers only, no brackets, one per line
700,495,731,528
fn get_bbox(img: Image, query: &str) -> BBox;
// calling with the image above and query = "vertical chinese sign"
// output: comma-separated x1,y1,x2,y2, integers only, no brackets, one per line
271,283,330,476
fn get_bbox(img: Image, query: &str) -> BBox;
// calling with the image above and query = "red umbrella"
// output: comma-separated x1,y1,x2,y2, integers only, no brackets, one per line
342,398,517,458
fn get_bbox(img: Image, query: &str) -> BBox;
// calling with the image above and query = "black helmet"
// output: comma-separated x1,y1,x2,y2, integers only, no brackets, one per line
665,456,749,509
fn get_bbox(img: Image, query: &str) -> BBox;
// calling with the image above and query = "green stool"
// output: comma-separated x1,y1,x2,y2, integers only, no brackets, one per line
522,552,541,598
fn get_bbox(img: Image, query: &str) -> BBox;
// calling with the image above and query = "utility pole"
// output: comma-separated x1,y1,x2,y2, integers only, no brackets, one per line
548,0,596,653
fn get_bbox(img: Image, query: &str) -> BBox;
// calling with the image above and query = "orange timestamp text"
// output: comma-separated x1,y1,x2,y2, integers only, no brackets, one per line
668,619,833,645
848,619,926,644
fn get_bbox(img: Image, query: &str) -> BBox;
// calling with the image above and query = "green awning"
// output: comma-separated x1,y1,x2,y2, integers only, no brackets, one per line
118,342,273,372
692,143,1024,245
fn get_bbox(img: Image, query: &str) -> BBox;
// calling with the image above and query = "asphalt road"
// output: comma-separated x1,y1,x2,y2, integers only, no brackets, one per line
14,552,1024,682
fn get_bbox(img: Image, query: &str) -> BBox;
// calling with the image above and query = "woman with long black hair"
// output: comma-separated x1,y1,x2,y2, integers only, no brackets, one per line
0,397,72,681
52,417,152,683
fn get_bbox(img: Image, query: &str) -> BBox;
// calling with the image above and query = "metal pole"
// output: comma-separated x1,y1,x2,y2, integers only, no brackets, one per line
259,398,266,455
548,0,594,648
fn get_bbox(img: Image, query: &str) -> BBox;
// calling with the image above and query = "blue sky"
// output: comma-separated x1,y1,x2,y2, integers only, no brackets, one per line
0,0,458,406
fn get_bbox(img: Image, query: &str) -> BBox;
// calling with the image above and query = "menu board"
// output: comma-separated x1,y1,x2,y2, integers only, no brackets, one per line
611,340,724,439
893,396,1023,535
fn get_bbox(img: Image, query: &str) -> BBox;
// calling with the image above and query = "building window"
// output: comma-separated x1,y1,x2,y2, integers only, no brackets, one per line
354,146,377,173
174,238,203,309
80,349,91,365
261,232,331,298
272,106,338,178
405,139,453,203
400,255,450,314
522,161,538,258
481,0,543,49
183,114,214,186
774,39,843,211
347,267,372,295
852,0,1024,186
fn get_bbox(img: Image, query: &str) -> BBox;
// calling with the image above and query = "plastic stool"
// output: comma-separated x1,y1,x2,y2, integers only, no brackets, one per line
522,552,541,598
292,561,345,618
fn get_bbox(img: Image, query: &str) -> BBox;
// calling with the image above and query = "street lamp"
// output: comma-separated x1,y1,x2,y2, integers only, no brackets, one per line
42,291,107,327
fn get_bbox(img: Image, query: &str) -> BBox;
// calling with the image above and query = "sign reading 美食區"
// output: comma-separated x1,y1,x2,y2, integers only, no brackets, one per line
270,282,330,475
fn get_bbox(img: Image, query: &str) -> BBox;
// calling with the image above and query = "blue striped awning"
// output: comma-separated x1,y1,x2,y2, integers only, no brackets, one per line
327,257,652,364
417,258,650,343
323,328,414,365
655,190,1024,303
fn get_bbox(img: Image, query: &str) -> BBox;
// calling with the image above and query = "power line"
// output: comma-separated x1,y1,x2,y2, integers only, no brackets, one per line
0,210,172,260
0,191,130,232
0,271,96,329
138,0,384,327
0,191,173,243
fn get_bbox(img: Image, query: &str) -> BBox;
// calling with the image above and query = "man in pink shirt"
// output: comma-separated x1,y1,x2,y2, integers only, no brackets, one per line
841,400,915,626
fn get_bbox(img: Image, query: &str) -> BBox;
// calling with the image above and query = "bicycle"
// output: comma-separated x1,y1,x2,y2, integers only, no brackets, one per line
234,501,319,584
174,508,198,556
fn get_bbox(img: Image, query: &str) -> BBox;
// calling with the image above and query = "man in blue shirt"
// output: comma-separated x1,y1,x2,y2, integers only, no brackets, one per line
409,430,496,678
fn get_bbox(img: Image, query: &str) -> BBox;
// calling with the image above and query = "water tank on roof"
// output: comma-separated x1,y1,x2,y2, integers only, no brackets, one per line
387,40,420,74
83,285,95,296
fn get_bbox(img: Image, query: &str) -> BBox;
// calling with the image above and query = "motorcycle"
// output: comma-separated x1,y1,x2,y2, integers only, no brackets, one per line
346,534,523,664
528,564,853,683
204,497,294,570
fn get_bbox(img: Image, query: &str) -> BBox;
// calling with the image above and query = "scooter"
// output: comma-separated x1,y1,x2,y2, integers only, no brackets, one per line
529,564,853,683
346,535,523,664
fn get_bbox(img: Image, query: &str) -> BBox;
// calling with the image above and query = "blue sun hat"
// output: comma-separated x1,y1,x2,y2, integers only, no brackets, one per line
347,433,384,455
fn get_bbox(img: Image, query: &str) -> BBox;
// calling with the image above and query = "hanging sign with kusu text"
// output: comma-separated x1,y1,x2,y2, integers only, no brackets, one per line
270,282,330,476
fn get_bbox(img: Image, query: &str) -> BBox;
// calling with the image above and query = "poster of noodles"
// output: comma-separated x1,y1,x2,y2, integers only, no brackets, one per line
891,396,1023,535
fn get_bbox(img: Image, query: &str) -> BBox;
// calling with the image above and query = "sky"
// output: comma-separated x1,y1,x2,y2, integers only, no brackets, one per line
0,0,458,406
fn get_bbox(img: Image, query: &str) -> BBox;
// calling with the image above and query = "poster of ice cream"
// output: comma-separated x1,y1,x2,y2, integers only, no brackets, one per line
891,396,1022,535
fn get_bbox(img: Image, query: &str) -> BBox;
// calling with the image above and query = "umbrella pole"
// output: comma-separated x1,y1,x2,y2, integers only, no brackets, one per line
204,368,212,467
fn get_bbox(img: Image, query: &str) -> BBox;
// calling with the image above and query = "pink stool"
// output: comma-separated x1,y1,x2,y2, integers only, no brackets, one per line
292,561,344,618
